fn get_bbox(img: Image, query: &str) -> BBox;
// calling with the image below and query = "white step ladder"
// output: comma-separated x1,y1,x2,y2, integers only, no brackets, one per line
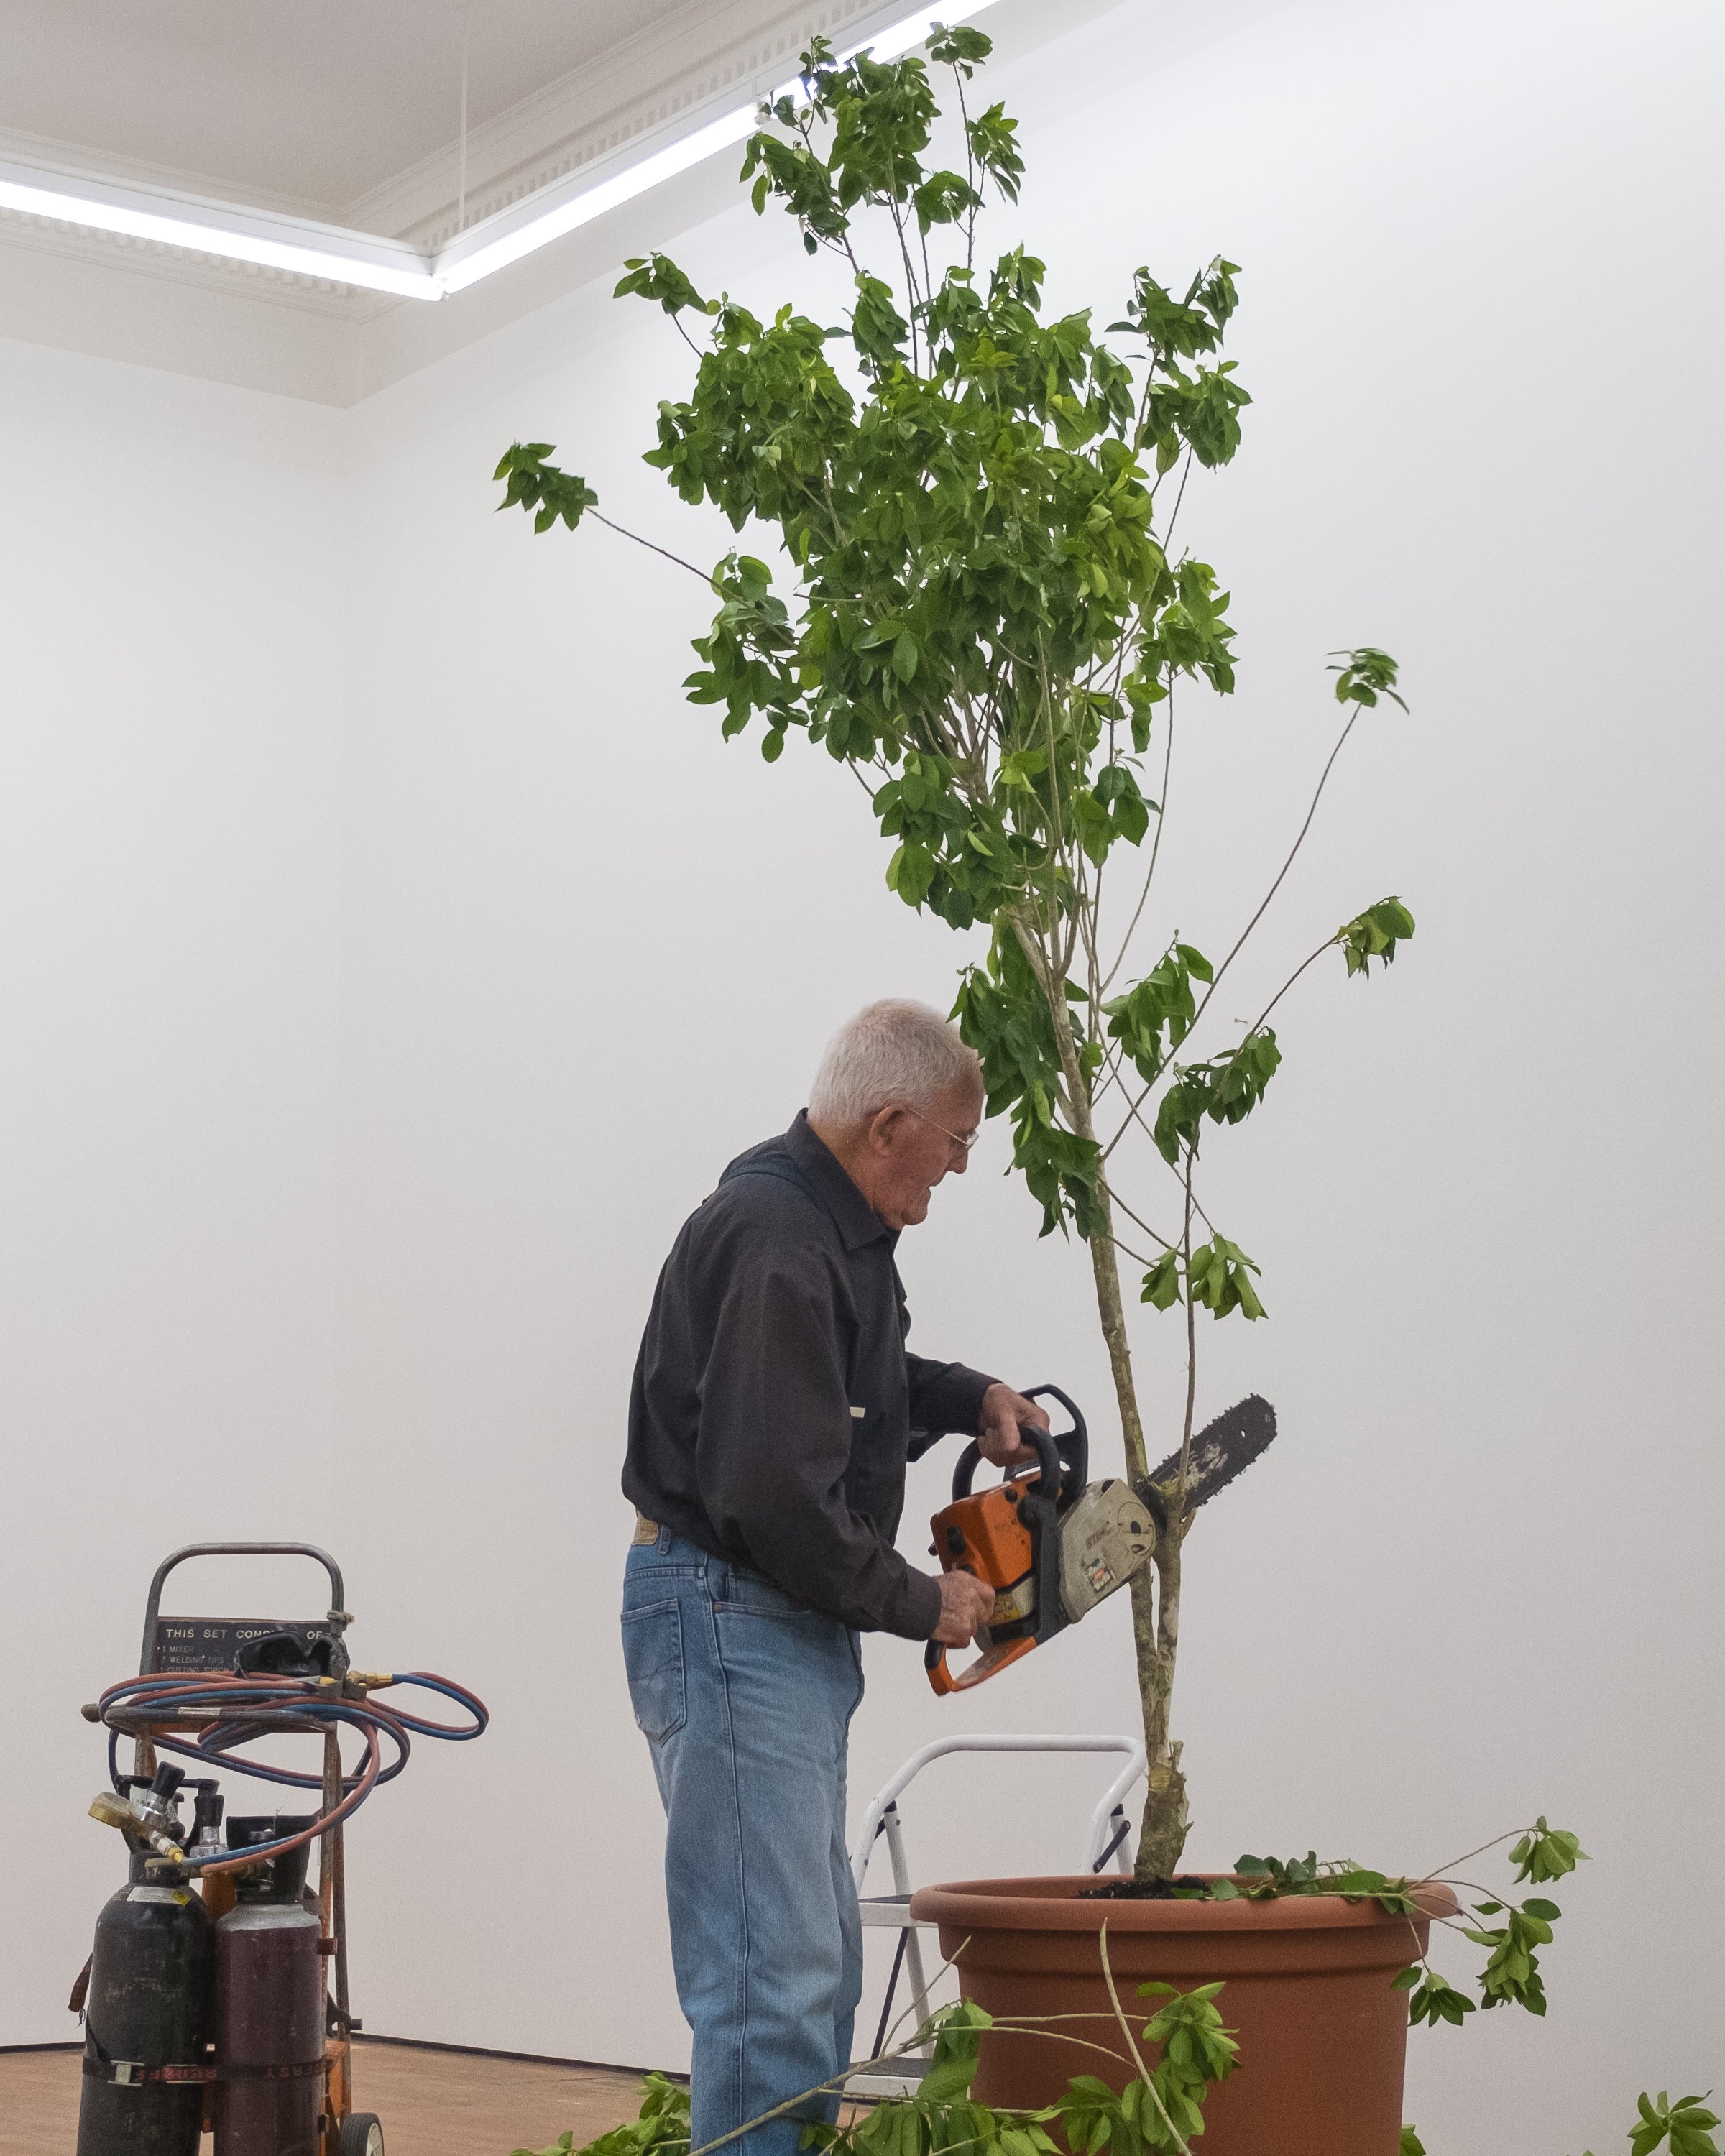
847,1735,1146,2099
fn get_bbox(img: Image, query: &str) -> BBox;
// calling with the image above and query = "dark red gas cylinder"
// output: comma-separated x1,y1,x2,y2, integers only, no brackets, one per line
213,1820,324,2156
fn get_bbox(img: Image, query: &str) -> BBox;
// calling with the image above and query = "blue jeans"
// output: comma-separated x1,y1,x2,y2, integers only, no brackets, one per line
622,1531,866,2156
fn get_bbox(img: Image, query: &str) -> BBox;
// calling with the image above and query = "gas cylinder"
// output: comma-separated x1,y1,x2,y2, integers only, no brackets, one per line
213,1818,325,2156
76,1830,216,2156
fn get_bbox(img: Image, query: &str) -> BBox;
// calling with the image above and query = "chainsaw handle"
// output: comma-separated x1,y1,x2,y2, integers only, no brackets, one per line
949,1386,1087,1506
1023,1385,1087,1492
949,1423,1062,1506
924,1634,1039,1695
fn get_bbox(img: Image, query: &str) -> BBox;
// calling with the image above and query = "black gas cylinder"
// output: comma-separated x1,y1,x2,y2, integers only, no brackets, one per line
213,1818,324,2156
75,1848,216,2156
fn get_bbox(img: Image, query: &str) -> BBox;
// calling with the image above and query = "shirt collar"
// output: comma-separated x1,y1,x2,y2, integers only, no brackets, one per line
786,1110,894,1251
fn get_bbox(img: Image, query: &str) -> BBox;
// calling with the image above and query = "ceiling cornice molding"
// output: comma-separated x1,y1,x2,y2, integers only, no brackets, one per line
0,119,336,224
349,0,937,249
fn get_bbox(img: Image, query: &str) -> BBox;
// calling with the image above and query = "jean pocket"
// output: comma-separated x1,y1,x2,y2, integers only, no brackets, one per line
621,1598,687,1741
717,1567,815,1618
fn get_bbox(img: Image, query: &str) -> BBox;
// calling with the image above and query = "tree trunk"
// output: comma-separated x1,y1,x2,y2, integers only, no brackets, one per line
1013,913,1192,1881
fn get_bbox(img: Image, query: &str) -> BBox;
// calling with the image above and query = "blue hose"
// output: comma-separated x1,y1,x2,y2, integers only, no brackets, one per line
98,1667,487,1872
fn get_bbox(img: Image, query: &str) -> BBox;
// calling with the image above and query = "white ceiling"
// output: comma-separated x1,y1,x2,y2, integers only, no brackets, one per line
0,0,702,211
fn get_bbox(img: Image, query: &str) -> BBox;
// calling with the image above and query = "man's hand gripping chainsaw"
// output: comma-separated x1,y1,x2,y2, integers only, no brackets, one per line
924,1384,1276,1695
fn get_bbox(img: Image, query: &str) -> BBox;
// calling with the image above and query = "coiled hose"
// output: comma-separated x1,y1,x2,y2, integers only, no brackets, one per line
97,1669,487,1874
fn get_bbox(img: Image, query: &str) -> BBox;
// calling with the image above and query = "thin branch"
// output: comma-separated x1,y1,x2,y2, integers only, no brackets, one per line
1157,444,1196,544
1098,1927,1193,2156
1241,934,1335,1036
1096,1053,1162,1167
1101,690,1176,994
1108,1189,1176,1254
884,185,922,374
1187,704,1361,1032
1177,1144,1198,1504
1100,923,1330,1171
1131,929,1338,1157
1441,1876,1543,1909
1095,1080,1220,1244
1424,1829,1524,1882
954,64,978,275
589,511,712,584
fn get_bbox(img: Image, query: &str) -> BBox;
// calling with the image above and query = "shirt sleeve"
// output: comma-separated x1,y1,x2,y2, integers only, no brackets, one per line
905,1355,999,1462
694,1240,943,1639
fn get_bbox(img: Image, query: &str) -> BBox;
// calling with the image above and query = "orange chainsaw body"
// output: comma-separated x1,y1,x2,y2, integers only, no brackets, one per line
925,1478,1040,1692
924,1387,1085,1695
941,1480,1035,1593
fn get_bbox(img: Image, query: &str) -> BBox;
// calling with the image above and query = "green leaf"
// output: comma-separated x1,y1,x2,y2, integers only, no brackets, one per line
1328,645,1408,711
1509,1819,1589,1884
1626,2091,1721,2156
614,252,712,318
1140,1252,1181,1311
1338,897,1416,978
1406,1971,1476,2030
893,631,920,681
927,24,993,70
1182,1236,1266,1322
520,2072,691,2156
492,443,599,533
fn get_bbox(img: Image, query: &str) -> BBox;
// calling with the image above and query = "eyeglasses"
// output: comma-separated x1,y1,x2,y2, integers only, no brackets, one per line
905,1105,980,1153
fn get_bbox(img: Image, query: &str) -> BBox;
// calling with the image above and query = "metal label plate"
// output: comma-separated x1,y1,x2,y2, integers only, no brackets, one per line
150,1618,327,1672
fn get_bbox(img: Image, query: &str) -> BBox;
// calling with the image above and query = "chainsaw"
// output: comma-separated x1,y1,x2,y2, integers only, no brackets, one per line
924,1383,1277,1695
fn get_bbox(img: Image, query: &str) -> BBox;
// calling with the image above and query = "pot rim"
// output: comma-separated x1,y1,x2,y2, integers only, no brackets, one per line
908,1873,1459,1932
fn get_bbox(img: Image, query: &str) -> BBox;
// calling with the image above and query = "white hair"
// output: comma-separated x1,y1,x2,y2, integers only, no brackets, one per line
807,1000,982,1128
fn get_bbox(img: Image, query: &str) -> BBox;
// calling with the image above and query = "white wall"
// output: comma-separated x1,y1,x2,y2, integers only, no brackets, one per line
4,2,1719,2152
0,341,348,2027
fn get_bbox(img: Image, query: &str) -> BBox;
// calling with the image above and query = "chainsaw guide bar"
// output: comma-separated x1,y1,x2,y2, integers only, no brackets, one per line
926,1388,1279,1695
1145,1393,1278,1514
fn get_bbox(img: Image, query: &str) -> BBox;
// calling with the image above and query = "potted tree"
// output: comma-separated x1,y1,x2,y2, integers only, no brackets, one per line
494,29,1584,2152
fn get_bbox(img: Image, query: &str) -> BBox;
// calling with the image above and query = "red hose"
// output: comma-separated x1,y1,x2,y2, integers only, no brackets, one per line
97,1667,482,1873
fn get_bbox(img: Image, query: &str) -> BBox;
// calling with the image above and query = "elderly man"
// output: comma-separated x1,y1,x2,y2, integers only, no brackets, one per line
622,999,1051,2156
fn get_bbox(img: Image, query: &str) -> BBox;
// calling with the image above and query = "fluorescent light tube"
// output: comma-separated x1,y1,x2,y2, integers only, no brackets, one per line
0,152,438,300
435,103,758,295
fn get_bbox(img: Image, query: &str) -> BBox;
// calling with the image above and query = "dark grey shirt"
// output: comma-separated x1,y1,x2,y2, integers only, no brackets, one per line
623,1112,998,1638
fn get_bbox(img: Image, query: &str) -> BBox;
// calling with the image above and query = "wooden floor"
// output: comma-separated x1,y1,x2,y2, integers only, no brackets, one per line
0,2040,652,2156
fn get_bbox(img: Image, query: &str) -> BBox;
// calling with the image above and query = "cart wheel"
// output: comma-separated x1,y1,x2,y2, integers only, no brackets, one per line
339,2113,385,2156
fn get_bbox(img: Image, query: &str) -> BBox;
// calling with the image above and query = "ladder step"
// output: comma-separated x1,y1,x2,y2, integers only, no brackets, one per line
847,2066,932,2100
857,1894,937,1929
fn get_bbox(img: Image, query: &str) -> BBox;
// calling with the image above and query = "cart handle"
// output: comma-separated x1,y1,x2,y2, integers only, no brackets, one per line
139,1543,348,1676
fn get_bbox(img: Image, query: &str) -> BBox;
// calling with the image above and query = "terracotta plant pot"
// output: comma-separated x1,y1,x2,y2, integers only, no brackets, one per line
907,1874,1458,2156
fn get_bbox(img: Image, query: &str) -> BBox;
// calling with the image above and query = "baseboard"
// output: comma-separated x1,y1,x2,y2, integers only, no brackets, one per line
353,2034,684,2082
0,2032,684,2083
